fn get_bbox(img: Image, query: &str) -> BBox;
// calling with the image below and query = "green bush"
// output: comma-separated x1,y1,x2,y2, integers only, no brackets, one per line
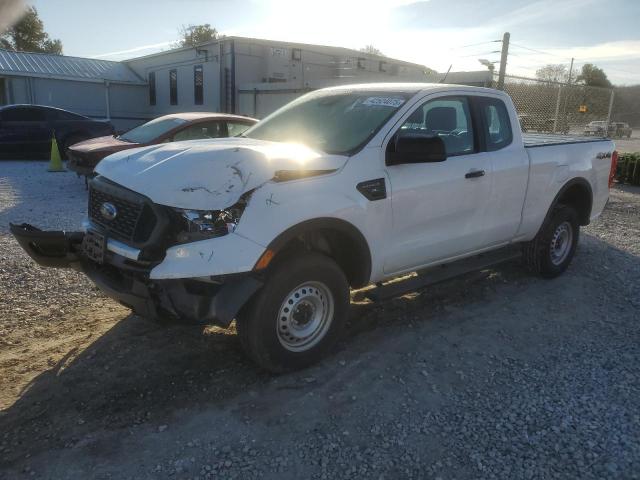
616,153,640,185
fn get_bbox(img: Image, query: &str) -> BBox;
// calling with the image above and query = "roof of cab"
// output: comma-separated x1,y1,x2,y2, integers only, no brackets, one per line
159,112,257,122
316,82,503,95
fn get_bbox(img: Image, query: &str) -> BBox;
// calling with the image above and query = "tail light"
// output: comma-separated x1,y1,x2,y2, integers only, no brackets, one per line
608,150,618,188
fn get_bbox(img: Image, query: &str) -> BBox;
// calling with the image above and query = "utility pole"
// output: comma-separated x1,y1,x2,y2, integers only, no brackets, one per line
496,32,510,90
561,57,575,133
567,57,575,85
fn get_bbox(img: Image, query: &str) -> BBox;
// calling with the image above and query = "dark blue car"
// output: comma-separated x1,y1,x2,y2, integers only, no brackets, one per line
0,104,114,160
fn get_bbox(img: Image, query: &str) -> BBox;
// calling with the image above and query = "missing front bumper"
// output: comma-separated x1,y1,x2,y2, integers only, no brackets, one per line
10,222,262,327
10,223,84,268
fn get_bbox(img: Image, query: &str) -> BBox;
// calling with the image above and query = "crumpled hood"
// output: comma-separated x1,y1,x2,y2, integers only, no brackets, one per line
95,137,347,210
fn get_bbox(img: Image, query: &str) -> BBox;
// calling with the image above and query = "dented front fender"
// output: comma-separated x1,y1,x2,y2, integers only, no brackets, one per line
149,232,267,280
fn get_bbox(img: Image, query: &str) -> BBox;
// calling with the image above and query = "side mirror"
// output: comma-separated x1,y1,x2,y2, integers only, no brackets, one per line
386,135,447,165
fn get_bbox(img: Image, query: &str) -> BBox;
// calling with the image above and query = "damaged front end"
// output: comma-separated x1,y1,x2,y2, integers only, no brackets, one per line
10,176,263,327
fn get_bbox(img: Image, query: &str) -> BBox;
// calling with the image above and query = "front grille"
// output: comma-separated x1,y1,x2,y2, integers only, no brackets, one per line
89,182,156,243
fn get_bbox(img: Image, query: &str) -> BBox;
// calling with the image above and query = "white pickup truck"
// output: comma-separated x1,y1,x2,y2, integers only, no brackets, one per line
12,84,618,372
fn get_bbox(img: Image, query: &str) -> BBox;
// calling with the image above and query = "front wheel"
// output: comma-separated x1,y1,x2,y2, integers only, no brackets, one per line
523,205,579,278
237,252,349,372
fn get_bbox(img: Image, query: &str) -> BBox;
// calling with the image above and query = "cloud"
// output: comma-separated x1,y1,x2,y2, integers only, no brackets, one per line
87,40,177,59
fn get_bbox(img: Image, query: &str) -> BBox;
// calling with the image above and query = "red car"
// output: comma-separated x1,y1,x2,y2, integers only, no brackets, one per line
67,112,257,176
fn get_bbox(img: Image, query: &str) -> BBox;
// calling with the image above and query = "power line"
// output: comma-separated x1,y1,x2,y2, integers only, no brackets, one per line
457,50,501,58
510,42,572,60
453,40,501,49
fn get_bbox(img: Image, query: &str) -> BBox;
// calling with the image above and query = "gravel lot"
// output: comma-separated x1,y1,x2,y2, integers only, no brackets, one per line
612,134,640,154
1,161,639,479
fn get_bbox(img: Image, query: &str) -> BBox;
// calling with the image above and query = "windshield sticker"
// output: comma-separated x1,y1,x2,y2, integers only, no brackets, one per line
362,96,406,108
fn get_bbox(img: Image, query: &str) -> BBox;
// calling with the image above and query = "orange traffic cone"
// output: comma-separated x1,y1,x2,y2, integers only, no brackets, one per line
47,132,64,172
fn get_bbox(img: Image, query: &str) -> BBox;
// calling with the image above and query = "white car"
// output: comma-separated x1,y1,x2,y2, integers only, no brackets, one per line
12,83,618,372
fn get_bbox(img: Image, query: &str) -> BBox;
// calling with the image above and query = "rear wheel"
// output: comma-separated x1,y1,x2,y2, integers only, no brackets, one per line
237,252,349,372
523,205,579,278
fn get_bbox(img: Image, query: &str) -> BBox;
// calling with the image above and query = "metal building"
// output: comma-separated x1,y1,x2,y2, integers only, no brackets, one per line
125,36,433,119
1,36,434,130
0,49,148,131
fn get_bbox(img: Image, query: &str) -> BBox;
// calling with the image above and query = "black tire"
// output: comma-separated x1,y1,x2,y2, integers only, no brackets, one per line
237,251,349,373
523,205,579,278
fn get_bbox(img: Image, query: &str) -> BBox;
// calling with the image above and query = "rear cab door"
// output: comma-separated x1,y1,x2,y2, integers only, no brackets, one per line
473,93,530,245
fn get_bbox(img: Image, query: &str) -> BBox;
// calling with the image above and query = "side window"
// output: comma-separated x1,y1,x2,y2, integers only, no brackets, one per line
227,122,252,137
169,69,178,106
149,72,156,106
194,65,204,105
479,97,512,151
172,121,223,141
2,107,47,122
397,96,474,157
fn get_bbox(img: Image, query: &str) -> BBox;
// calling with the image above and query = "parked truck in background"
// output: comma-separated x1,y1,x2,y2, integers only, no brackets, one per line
11,83,618,372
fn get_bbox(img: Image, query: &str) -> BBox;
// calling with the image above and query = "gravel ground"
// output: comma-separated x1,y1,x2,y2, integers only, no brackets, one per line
614,134,640,154
1,161,639,479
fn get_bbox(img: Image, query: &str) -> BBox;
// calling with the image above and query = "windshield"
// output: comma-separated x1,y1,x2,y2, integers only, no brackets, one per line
244,90,413,154
119,116,188,143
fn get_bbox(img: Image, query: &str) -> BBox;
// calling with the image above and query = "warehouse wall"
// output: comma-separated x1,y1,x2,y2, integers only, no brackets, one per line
3,76,30,104
0,75,148,132
126,46,221,116
232,38,429,117
107,83,151,132
32,78,106,118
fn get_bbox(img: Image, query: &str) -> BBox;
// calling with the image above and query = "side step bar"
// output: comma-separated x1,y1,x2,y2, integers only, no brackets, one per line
360,246,522,302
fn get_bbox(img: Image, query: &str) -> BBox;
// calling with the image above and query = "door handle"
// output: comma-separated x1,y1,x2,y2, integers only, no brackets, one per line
465,169,485,179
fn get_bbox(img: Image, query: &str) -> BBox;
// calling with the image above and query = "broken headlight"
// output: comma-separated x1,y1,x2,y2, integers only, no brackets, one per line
177,209,237,239
173,192,251,242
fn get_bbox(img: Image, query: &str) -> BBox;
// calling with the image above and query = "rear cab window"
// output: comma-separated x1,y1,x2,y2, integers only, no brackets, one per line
476,97,513,151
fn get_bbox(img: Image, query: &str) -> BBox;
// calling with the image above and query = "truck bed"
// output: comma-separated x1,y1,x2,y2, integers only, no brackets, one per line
523,133,609,148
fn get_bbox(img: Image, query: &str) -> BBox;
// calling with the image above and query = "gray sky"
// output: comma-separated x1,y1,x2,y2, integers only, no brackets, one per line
27,0,640,85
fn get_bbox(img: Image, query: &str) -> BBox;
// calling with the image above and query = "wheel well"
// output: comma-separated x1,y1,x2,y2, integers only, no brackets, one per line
555,180,592,226
266,219,372,288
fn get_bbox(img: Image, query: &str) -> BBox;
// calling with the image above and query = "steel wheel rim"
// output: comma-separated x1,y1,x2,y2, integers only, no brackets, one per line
550,221,573,266
276,281,334,352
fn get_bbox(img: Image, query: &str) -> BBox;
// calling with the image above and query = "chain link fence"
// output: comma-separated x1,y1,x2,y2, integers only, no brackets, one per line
494,73,616,136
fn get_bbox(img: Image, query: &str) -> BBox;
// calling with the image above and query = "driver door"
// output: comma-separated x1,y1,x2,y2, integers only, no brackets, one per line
383,95,493,274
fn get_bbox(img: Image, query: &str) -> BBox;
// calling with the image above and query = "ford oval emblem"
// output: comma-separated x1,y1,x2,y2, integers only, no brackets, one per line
100,202,117,221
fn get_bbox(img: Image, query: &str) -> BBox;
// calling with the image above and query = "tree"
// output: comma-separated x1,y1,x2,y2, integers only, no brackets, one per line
176,24,218,48
0,6,62,54
576,63,612,88
360,44,383,56
535,64,569,84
